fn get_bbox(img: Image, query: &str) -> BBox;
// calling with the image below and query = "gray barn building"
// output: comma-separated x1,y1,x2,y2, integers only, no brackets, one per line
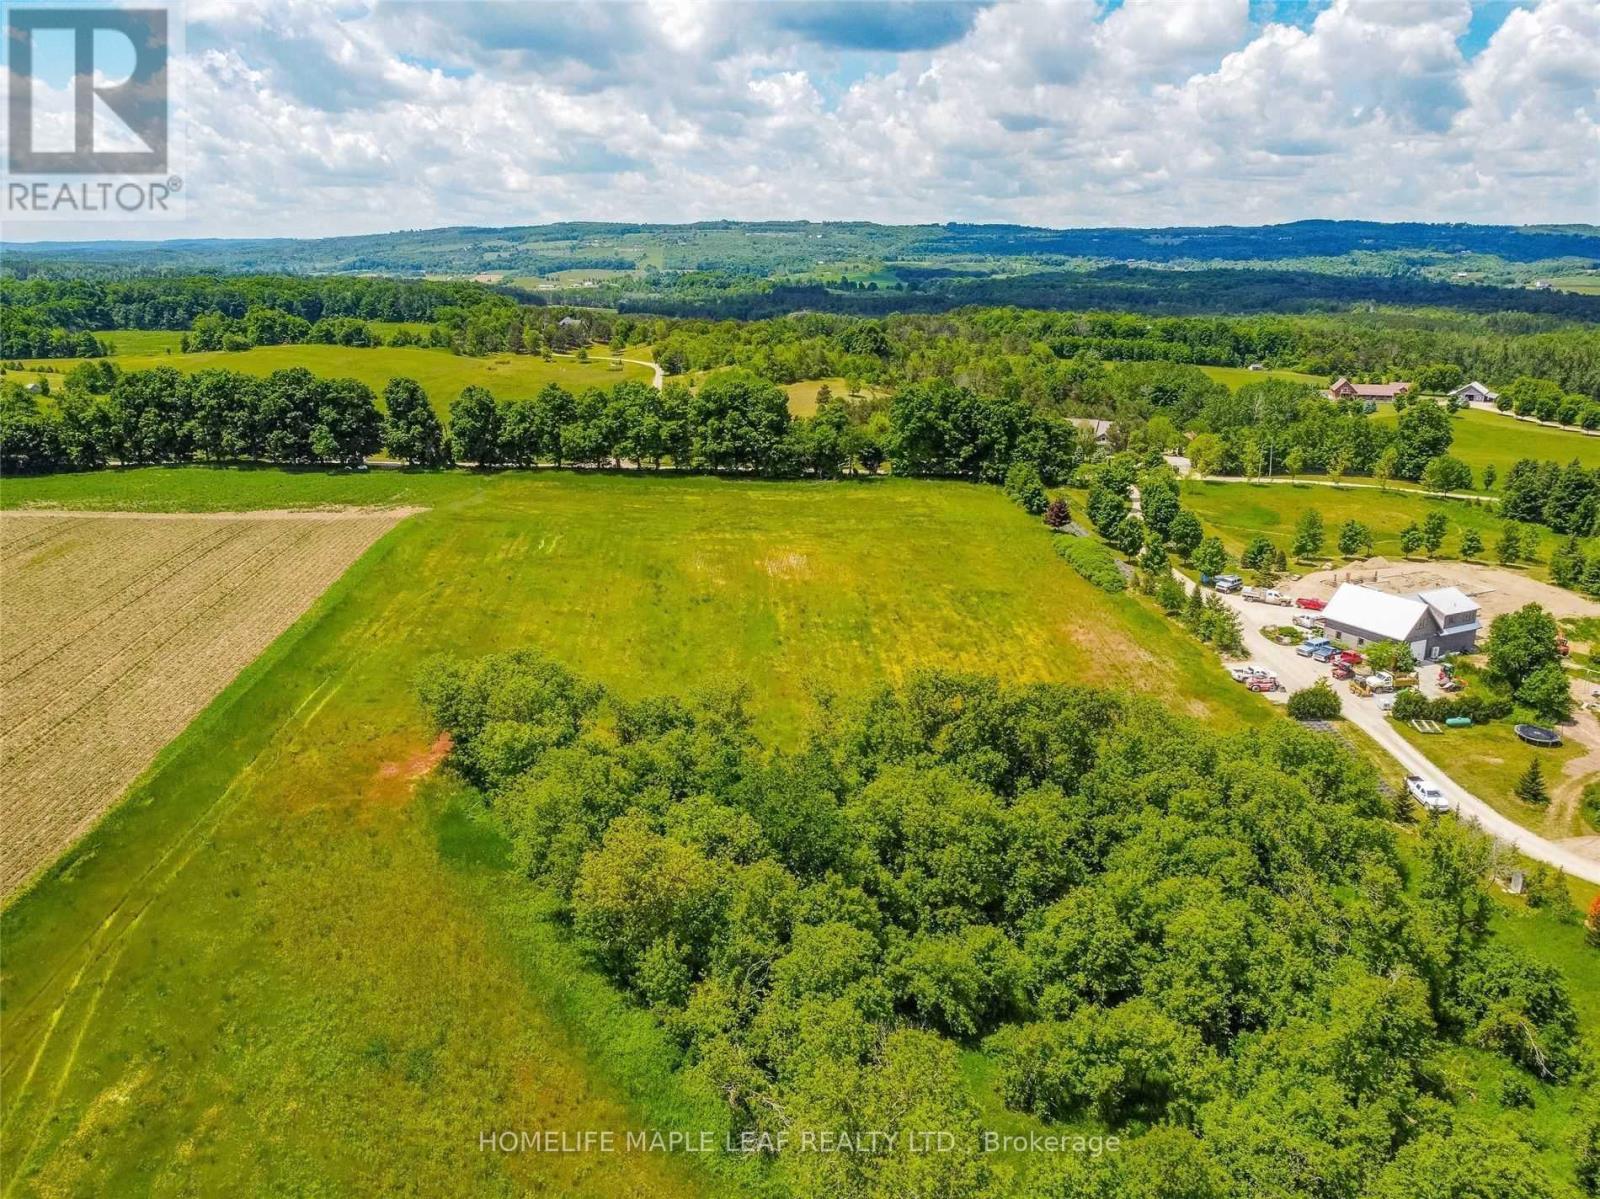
1320,583,1480,660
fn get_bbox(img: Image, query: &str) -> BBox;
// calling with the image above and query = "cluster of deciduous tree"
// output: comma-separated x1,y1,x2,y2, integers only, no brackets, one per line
418,653,1593,1199
0,307,107,359
1484,603,1578,723
1550,535,1600,598
183,307,396,353
1500,456,1600,537
0,366,382,471
1185,380,1455,483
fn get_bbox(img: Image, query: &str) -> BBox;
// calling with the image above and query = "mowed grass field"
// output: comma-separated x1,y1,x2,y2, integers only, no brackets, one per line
1,470,1263,1196
782,377,887,416
0,508,411,896
1197,365,1325,390
9,345,651,417
1372,406,1600,486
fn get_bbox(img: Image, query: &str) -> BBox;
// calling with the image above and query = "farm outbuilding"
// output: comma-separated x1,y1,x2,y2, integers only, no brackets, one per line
1320,583,1479,660
1449,381,1499,405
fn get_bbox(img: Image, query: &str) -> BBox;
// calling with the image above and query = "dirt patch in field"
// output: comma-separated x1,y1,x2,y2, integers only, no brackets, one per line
0,508,414,897
377,733,453,782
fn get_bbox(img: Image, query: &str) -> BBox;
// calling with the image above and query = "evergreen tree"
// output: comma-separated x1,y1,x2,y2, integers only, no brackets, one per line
1515,759,1549,806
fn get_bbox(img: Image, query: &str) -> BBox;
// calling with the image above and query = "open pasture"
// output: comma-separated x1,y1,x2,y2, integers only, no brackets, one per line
0,507,411,896
12,344,651,416
1,470,1261,1194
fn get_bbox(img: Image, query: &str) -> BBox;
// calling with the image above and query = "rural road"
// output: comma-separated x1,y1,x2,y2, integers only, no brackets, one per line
1185,474,1499,503
550,350,664,389
1210,584,1600,884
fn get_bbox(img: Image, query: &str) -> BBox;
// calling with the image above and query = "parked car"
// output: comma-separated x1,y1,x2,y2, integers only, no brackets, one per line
1312,644,1338,663
1295,596,1327,611
1229,664,1271,682
1405,775,1452,814
1331,662,1353,680
1292,614,1321,631
1247,676,1279,692
1296,637,1332,658
1213,574,1243,593
1369,671,1395,693
1336,651,1363,666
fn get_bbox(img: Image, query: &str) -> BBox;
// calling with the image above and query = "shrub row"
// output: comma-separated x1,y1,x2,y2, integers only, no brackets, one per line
1054,537,1126,593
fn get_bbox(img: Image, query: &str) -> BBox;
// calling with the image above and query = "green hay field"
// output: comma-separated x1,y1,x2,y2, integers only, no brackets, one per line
1,470,1262,1196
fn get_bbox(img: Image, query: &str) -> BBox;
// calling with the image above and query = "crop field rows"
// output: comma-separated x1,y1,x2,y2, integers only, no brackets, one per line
0,508,413,896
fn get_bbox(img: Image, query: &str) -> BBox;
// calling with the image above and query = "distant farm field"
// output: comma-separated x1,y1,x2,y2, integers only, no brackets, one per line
0,508,412,896
1,470,1263,1194
12,345,650,416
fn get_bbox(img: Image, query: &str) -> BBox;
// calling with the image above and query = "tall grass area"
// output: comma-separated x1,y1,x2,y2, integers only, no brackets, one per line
1,471,1262,1195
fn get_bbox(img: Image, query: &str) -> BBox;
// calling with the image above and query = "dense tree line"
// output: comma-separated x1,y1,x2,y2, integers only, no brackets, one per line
0,366,1083,485
0,367,382,471
418,653,1595,1199
0,274,512,335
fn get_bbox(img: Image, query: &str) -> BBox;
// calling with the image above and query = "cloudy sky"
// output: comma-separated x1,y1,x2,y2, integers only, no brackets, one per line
7,0,1599,239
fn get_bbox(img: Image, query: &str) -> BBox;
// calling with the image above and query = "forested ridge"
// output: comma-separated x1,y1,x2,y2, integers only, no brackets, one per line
7,218,1596,278
418,653,1600,1199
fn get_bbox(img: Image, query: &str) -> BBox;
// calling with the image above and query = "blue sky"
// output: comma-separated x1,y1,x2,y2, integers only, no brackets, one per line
6,0,1597,239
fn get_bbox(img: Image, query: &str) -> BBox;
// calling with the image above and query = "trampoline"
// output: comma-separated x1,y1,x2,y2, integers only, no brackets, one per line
1514,724,1563,748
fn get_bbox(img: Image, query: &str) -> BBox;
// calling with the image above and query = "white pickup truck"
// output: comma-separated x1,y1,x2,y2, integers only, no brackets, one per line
1241,587,1292,606
1405,775,1452,814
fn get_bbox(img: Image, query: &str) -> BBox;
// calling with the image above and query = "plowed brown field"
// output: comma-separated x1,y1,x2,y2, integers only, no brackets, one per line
0,508,414,895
